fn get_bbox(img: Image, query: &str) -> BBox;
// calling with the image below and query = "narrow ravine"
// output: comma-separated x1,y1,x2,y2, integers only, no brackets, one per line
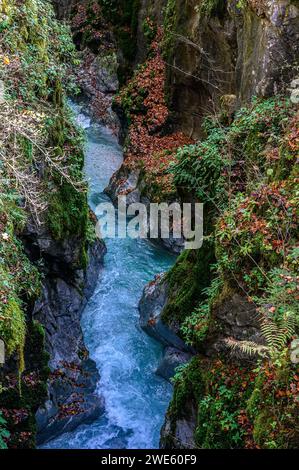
43,103,175,449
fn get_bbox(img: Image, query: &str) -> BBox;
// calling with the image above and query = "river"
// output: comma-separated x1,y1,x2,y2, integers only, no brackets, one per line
43,102,175,449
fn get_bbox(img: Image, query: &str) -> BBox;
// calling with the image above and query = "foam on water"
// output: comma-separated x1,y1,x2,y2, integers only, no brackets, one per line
43,102,174,449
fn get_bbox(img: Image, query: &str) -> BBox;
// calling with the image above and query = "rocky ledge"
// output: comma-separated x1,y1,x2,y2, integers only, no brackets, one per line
139,270,266,448
139,274,193,382
105,168,185,255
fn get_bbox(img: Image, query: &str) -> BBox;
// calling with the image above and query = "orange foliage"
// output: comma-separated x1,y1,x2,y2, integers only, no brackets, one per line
116,28,193,199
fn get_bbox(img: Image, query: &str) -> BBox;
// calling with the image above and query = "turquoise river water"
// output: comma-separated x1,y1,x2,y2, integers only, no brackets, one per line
43,103,175,449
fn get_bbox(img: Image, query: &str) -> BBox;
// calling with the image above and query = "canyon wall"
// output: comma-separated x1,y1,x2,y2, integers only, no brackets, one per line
131,0,299,449
136,0,299,137
0,0,107,447
50,0,299,450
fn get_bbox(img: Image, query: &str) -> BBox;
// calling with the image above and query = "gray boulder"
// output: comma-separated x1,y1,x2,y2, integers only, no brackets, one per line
139,274,191,352
156,347,192,382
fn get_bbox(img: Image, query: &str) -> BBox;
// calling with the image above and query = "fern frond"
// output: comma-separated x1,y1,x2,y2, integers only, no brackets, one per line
260,311,296,351
225,338,269,358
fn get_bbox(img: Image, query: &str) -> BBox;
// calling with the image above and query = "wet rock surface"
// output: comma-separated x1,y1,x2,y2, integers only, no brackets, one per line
160,400,197,449
206,293,265,360
36,359,104,445
105,169,185,254
156,347,193,382
22,218,107,444
139,274,191,353
105,166,142,206
139,272,194,397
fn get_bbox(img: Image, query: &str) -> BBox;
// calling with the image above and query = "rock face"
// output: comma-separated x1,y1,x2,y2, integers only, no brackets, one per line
105,166,142,206
136,0,299,138
22,220,107,444
139,274,190,351
105,169,185,254
207,292,264,358
36,359,104,445
160,400,197,449
29,238,106,368
156,347,193,382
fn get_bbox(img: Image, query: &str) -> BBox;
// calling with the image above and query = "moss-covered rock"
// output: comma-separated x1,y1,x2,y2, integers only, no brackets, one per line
0,321,49,449
161,240,215,328
0,0,104,448
159,98,298,449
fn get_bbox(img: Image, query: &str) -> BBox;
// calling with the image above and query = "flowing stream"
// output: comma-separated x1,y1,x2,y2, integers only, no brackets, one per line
44,103,175,449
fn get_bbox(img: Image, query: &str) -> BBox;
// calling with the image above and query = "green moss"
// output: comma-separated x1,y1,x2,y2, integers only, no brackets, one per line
25,320,50,381
0,320,49,448
47,183,87,239
47,183,88,267
0,198,41,364
169,357,204,421
252,411,274,447
45,110,89,267
161,239,215,327
0,297,25,358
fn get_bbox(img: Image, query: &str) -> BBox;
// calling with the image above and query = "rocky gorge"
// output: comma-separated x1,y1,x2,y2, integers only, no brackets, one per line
0,0,299,451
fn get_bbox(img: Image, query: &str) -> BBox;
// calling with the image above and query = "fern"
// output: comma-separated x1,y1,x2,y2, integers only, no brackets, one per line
226,311,297,360
260,312,296,351
225,338,269,358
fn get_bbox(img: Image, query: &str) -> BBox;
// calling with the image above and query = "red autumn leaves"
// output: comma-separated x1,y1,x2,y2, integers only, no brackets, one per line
117,28,193,199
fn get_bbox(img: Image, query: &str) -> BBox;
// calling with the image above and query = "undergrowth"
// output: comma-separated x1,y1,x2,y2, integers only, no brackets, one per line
0,0,89,448
162,96,299,449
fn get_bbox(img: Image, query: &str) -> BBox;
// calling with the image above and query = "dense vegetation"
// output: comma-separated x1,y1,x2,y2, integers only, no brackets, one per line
70,0,140,84
0,0,298,451
0,0,90,448
163,98,299,449
114,0,299,448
